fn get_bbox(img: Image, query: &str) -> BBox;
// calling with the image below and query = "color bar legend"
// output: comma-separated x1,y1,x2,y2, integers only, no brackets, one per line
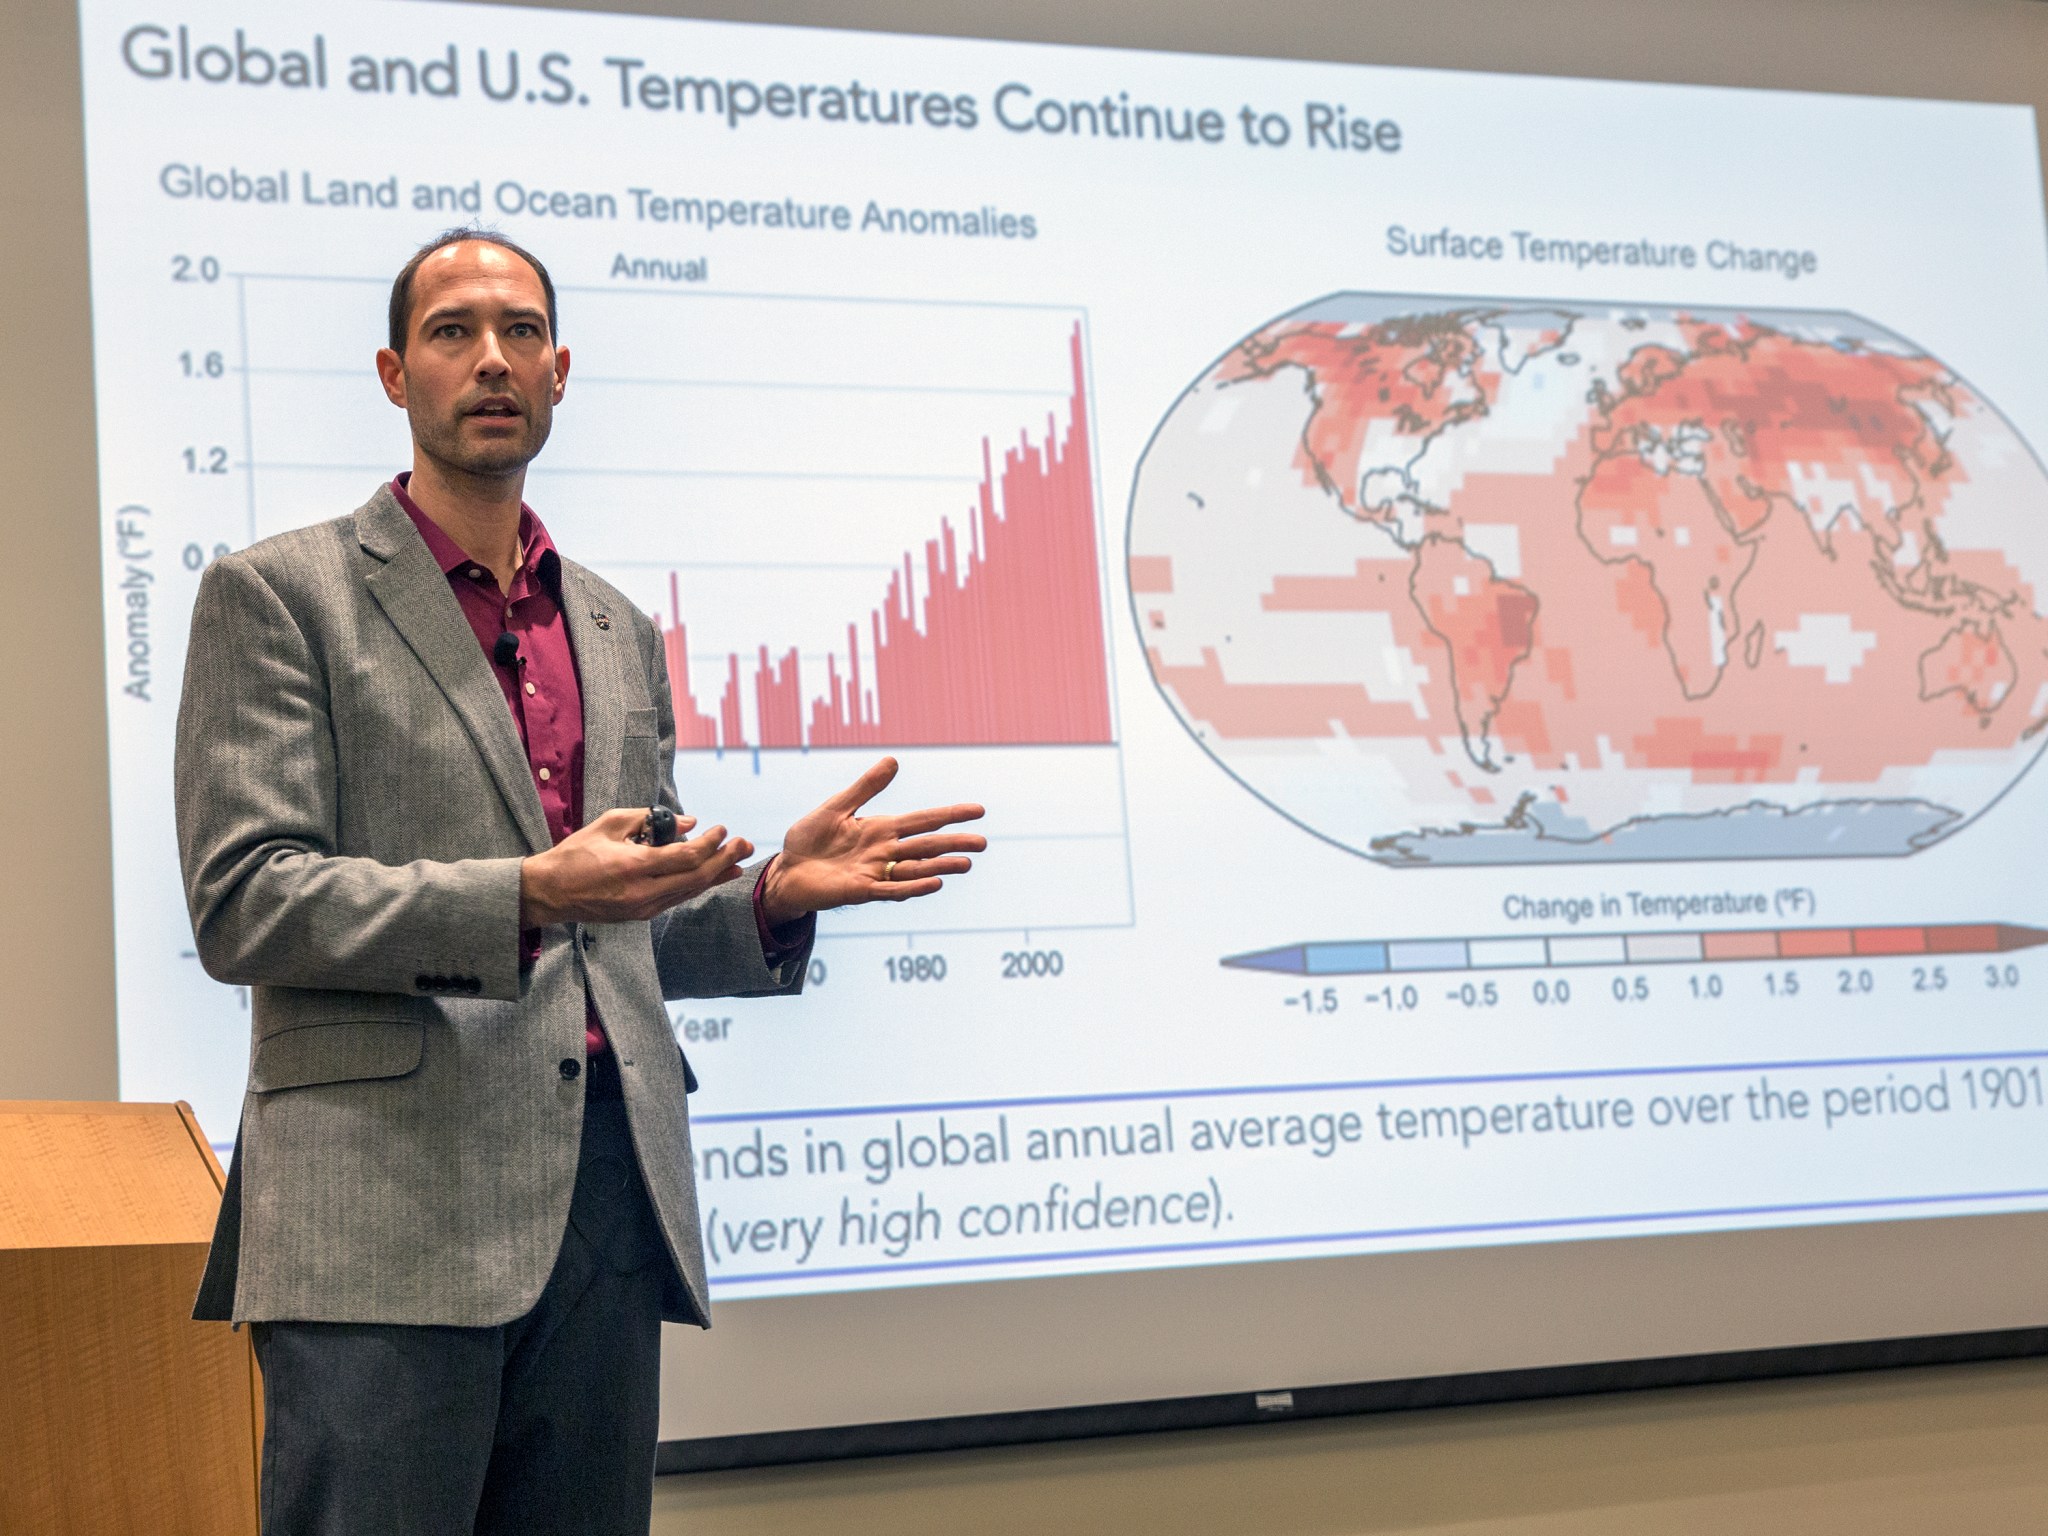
1221,924,2048,976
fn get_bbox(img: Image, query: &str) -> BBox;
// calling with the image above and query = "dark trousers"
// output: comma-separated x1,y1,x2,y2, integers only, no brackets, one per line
251,1091,668,1535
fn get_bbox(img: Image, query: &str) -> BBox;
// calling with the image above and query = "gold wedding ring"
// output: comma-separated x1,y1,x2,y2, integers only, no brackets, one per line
884,860,897,881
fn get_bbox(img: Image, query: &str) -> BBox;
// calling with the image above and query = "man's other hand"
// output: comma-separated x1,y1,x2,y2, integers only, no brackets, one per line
759,757,986,926
520,808,751,928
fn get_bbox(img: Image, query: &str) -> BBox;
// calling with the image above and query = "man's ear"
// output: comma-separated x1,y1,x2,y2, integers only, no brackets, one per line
375,346,408,408
551,344,571,403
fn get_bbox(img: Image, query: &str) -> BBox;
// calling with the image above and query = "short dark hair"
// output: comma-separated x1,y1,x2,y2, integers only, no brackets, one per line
387,227,558,355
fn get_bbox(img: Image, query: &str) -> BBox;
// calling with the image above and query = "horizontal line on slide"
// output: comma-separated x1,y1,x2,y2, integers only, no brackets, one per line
705,1184,2048,1290
696,1046,2048,1124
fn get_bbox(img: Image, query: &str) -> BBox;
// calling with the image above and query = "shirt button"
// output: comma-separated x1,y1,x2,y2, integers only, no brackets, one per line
538,766,552,782
524,681,536,695
468,567,483,579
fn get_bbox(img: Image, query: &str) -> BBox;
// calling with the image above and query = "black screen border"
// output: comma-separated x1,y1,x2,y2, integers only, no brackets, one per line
660,1325,2048,1471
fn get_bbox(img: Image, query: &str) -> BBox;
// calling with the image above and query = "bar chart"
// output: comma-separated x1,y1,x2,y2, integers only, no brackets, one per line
657,326,1113,753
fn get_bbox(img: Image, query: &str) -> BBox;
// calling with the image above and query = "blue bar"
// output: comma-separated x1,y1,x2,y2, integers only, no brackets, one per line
1386,940,1471,972
1220,945,1308,974
1304,943,1388,974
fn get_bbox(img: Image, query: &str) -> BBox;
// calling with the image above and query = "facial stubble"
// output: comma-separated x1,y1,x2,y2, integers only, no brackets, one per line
408,383,555,481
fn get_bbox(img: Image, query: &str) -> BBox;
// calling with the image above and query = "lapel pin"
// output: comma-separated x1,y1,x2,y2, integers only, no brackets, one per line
591,609,611,630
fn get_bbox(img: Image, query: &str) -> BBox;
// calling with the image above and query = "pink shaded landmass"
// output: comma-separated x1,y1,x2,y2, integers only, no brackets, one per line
1216,315,1500,519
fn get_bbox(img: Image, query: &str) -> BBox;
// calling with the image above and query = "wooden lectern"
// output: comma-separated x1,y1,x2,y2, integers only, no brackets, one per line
0,1101,260,1535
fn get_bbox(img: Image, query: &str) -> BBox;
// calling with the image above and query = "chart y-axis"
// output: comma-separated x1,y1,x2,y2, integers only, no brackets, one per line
235,274,255,548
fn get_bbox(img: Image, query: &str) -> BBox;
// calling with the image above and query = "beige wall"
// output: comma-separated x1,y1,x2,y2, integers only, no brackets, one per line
0,0,113,1100
4,0,2045,1521
655,1357,2048,1533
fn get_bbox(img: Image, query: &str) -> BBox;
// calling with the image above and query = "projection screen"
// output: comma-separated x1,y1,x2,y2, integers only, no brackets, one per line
75,0,2048,1460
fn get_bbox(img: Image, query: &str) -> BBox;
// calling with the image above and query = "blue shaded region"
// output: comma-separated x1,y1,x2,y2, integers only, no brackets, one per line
1386,940,1470,971
1305,943,1389,975
1221,945,1308,974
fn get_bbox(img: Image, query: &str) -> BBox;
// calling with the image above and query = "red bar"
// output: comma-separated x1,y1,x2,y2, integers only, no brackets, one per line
719,655,746,750
660,575,720,751
1779,929,1854,958
1925,924,2000,954
1702,931,1778,960
660,324,1111,752
1853,927,1928,956
752,645,803,749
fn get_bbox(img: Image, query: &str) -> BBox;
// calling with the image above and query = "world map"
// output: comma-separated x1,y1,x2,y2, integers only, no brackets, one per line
1128,295,2048,865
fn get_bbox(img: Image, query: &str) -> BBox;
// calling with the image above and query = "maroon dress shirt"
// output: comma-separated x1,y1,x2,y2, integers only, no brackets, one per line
391,475,808,1062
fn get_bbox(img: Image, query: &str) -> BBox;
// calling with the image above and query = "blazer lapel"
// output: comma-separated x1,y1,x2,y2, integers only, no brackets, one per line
560,562,626,825
356,488,553,856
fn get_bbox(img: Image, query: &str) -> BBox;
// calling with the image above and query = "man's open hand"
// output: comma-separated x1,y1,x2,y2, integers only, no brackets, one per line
520,808,752,928
758,757,985,926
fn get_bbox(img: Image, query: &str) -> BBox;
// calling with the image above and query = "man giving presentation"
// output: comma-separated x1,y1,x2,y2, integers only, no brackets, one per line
174,228,987,1534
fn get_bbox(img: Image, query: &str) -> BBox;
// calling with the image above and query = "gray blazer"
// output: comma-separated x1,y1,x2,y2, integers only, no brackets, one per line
175,484,810,1327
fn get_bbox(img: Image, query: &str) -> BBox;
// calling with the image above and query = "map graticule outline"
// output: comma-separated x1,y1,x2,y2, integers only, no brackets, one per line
1125,289,2048,869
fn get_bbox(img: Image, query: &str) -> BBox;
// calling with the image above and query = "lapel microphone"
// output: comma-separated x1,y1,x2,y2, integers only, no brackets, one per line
493,631,519,669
